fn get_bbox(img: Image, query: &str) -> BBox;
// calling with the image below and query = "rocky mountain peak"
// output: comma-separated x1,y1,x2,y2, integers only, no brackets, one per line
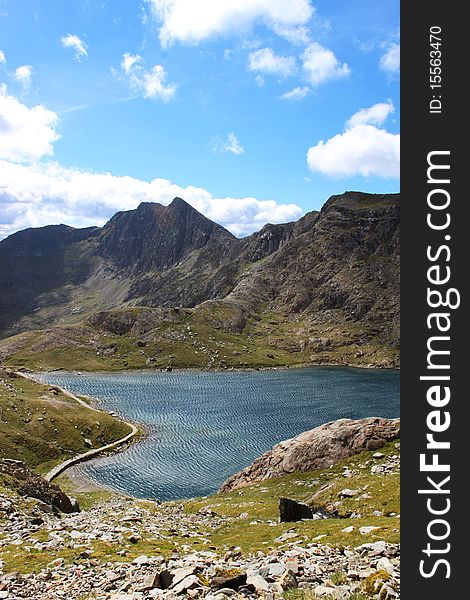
97,198,234,272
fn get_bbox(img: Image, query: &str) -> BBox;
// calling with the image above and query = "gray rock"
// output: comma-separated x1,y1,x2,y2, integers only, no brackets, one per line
376,557,396,575
246,574,270,593
338,489,358,498
314,585,336,597
172,575,201,595
170,566,197,588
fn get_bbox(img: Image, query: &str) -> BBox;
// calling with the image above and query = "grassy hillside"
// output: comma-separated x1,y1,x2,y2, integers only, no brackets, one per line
0,368,133,475
0,303,398,373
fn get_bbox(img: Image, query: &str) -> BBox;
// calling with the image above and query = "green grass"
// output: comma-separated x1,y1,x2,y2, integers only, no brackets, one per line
182,441,400,553
0,536,178,575
0,369,133,472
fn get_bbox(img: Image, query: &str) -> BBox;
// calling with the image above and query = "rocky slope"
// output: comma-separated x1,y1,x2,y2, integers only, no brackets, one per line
221,418,400,492
0,459,79,514
0,192,400,370
0,435,401,599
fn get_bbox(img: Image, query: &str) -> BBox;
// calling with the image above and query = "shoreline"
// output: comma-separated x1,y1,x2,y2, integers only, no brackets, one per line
19,360,400,377
14,370,141,485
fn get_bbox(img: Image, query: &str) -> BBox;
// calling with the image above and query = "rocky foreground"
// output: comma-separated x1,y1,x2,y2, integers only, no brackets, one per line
0,492,399,600
0,417,401,600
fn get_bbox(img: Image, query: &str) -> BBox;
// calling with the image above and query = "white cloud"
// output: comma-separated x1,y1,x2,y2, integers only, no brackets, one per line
138,65,176,100
271,24,310,46
0,89,301,239
248,48,296,79
0,85,60,162
0,160,302,239
60,34,88,61
380,43,400,74
213,132,244,155
13,65,32,91
121,52,142,74
346,100,394,128
119,53,176,101
306,102,399,178
0,50,6,64
302,42,350,86
146,0,314,46
281,85,310,101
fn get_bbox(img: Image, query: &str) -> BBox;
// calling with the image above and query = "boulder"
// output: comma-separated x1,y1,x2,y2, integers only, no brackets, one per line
211,569,247,591
279,498,314,522
220,417,399,492
0,459,79,513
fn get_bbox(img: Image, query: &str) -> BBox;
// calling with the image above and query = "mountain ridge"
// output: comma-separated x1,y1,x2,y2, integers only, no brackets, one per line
0,191,400,370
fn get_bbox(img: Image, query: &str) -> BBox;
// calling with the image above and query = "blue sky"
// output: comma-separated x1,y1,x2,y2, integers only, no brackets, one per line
0,0,399,238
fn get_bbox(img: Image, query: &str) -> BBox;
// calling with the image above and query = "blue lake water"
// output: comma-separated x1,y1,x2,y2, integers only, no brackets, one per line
36,368,399,501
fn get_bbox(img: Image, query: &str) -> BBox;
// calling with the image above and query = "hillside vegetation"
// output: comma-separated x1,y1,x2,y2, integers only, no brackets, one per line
0,368,132,475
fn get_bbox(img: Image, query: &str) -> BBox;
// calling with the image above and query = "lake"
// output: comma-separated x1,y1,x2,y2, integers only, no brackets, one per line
36,367,400,501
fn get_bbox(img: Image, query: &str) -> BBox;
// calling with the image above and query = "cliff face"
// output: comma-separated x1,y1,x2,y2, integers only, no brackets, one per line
0,192,400,368
98,198,236,273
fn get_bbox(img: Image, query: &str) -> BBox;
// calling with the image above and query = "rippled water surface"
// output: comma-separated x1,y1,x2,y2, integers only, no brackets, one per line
37,368,399,500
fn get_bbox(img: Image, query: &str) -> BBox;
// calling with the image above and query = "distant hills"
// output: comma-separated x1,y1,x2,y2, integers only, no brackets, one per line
0,192,399,370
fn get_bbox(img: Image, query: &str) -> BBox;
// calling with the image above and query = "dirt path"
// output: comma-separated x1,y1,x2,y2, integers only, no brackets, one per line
14,371,139,483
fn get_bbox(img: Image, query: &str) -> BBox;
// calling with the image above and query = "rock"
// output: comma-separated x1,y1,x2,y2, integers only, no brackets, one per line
246,574,270,593
128,534,141,544
338,489,358,498
314,585,336,597
262,562,286,578
379,582,399,599
275,531,298,543
170,566,197,588
0,459,80,513
285,560,300,574
373,452,385,459
172,575,201,595
357,541,387,556
341,526,354,533
48,558,65,568
156,569,174,590
279,498,314,522
278,570,298,590
334,585,354,600
220,418,400,491
211,570,247,590
376,557,396,575
359,526,382,535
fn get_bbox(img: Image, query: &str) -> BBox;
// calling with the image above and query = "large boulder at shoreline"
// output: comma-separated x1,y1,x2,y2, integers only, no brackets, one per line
220,417,400,492
0,459,79,513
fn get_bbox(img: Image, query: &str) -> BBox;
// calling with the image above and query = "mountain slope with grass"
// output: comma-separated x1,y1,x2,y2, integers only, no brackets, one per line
0,192,400,371
0,368,133,474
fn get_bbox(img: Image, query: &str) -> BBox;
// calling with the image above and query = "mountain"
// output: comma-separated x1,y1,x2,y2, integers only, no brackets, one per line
0,192,400,370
